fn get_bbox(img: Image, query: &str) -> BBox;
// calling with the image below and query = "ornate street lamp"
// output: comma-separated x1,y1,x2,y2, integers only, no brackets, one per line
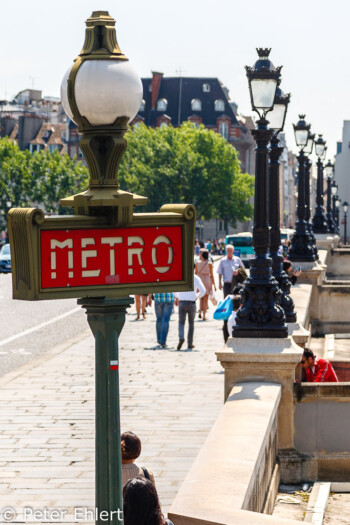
331,181,338,233
233,48,287,338
312,135,328,233
343,201,349,245
288,116,316,261
325,160,337,233
268,87,296,322
60,11,147,220
60,11,146,520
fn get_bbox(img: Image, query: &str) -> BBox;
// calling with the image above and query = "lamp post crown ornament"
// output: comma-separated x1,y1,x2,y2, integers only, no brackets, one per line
60,11,146,223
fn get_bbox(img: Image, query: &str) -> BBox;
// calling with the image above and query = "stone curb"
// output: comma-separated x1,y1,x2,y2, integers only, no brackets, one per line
303,482,330,523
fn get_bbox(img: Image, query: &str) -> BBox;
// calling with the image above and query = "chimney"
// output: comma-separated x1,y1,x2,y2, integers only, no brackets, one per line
151,72,163,110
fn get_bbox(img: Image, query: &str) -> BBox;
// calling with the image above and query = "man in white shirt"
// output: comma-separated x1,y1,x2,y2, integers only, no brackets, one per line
174,274,206,350
217,244,245,298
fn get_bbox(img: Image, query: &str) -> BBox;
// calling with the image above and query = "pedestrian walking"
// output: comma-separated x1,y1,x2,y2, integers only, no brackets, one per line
149,293,174,348
195,249,216,320
217,244,245,298
134,294,147,320
174,273,206,350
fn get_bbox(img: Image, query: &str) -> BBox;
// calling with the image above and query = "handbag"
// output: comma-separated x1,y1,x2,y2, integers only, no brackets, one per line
209,290,218,306
213,295,233,320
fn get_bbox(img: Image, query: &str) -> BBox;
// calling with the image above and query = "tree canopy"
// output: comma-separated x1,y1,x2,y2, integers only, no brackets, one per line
118,122,254,226
0,138,89,227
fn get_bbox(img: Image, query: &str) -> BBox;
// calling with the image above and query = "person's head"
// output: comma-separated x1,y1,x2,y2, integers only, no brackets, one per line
200,248,209,261
226,244,234,258
233,295,241,311
236,267,247,283
301,348,316,370
283,260,292,274
121,431,141,463
123,477,165,525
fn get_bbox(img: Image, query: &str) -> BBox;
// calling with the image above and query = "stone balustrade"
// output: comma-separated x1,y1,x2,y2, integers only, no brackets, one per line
169,382,298,525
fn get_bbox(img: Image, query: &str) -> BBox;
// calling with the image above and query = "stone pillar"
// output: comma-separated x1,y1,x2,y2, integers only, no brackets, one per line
216,337,302,451
315,233,340,256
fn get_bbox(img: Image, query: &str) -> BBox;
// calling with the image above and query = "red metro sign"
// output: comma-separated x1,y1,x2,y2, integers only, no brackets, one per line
40,226,183,289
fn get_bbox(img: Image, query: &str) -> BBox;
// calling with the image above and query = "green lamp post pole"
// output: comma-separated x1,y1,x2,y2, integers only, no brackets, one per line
60,12,145,524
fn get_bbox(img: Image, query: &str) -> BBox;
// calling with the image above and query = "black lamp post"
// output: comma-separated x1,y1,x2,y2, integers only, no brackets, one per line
288,115,316,261
233,48,287,338
303,133,318,258
312,135,328,233
331,180,338,233
268,87,296,322
325,160,337,233
343,201,349,245
335,195,341,231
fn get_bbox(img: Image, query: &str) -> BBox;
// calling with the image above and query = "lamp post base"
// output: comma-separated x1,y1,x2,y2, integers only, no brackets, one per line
233,255,288,338
271,252,297,323
312,207,329,234
288,230,316,262
326,212,337,234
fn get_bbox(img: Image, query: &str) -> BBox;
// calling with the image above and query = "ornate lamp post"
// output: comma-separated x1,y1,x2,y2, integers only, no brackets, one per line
343,201,349,245
335,196,341,231
60,11,145,522
288,116,316,261
312,135,328,233
325,160,337,233
331,182,338,233
303,133,318,257
267,87,296,321
233,48,287,338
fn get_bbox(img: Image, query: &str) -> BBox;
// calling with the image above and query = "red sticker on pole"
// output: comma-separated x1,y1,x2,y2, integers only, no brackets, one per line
110,360,119,370
40,226,183,289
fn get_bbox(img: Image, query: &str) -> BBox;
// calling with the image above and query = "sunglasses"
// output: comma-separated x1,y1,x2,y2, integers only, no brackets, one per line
300,360,306,364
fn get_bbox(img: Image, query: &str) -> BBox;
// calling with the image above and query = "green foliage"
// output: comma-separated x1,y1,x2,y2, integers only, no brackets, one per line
0,137,89,227
119,122,254,225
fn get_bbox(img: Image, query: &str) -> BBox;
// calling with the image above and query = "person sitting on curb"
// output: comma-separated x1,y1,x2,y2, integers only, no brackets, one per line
123,477,174,525
300,348,339,382
121,431,156,487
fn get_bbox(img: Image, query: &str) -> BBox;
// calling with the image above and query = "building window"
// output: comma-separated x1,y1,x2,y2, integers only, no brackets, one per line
203,83,210,92
139,99,145,112
191,99,202,111
157,98,167,111
215,99,225,112
219,121,229,140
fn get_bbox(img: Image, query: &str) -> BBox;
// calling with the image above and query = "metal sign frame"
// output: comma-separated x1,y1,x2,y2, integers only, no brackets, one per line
8,204,195,301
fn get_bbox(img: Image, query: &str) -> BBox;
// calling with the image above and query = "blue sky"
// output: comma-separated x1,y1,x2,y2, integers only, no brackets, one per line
1,0,349,158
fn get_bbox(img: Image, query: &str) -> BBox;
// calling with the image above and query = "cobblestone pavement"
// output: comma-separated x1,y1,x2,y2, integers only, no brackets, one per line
0,297,225,523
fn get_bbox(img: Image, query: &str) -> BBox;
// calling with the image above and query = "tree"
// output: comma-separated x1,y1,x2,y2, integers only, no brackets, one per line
118,122,254,226
30,149,89,214
0,138,89,227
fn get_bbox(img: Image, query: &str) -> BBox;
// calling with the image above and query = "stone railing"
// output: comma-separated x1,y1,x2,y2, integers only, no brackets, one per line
169,382,298,525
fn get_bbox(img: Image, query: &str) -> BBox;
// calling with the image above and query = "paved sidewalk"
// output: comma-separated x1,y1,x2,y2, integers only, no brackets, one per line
0,299,225,523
